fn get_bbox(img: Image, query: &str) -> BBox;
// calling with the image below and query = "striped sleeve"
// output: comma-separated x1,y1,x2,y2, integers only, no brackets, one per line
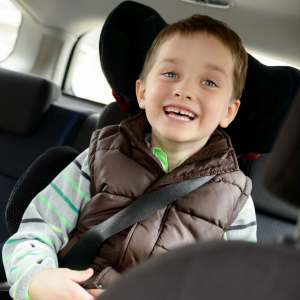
223,195,257,242
2,149,91,300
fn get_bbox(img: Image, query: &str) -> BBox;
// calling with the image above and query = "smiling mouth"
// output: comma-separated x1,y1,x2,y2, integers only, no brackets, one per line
164,106,197,121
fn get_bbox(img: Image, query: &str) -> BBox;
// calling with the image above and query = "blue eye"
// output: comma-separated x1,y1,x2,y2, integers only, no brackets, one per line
202,80,216,86
164,72,178,78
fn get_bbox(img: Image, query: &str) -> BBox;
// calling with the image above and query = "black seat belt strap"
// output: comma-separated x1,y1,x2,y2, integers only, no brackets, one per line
59,175,215,270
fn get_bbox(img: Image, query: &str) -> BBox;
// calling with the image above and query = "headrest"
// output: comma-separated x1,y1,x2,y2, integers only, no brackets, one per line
0,68,61,135
100,1,300,155
264,89,300,208
100,1,167,115
226,58,300,155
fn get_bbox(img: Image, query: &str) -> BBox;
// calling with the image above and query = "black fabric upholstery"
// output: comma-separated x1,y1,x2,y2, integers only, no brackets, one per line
0,242,10,298
0,176,16,237
72,113,100,153
100,1,167,114
99,241,300,300
0,290,11,300
0,68,61,135
0,69,92,241
256,210,296,242
0,244,6,282
265,89,300,207
6,146,79,236
239,154,299,222
0,104,89,180
0,103,91,241
97,102,130,129
225,58,300,154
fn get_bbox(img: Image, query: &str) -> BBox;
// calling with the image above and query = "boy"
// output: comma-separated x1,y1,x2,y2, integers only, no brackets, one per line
2,11,256,300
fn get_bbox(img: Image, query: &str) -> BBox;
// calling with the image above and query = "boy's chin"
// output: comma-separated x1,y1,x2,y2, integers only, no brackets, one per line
160,134,199,144
159,131,212,146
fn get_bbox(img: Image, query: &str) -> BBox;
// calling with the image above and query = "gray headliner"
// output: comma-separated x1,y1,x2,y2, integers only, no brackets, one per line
12,0,300,67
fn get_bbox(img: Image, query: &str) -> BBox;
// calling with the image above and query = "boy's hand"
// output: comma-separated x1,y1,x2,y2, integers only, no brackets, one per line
28,268,99,300
87,289,105,297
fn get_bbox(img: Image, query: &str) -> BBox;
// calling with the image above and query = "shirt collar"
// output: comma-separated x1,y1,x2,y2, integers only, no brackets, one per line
145,133,189,173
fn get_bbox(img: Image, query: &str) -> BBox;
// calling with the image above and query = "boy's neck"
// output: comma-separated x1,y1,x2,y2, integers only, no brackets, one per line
150,132,210,172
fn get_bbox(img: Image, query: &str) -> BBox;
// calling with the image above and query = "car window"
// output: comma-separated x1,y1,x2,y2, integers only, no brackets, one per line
250,53,299,69
70,27,115,105
0,0,22,62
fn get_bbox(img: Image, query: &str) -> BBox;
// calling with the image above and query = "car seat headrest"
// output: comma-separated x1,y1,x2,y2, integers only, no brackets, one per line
100,1,167,115
226,57,300,155
0,68,61,135
100,0,300,155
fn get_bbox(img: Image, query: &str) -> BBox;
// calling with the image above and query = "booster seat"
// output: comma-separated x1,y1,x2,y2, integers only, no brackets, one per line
1,0,300,294
99,1,300,241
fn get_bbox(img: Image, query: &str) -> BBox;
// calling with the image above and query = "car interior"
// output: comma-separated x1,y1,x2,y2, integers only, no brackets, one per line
0,0,300,298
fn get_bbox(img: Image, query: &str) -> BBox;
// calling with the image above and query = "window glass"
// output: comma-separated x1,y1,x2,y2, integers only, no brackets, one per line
0,0,22,62
250,53,299,69
71,28,115,105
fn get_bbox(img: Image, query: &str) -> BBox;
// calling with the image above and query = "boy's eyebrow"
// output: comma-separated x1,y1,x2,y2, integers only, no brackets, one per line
158,58,182,65
205,63,228,78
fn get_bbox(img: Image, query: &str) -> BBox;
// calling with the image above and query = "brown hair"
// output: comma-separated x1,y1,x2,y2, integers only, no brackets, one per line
139,14,248,99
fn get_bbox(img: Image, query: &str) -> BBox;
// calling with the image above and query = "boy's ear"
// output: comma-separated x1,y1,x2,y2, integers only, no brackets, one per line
136,79,146,109
219,99,241,128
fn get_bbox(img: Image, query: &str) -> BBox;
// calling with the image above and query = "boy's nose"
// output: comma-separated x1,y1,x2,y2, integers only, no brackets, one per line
172,89,195,101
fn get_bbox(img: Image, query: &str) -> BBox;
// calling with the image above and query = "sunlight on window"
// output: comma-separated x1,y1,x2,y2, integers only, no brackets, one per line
71,28,115,105
0,0,22,61
251,53,299,70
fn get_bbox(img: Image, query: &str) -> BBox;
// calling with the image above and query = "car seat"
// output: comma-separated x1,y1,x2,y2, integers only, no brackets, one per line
0,68,99,241
99,1,300,242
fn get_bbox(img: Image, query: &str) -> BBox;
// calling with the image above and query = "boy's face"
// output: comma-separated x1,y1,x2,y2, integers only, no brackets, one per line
136,32,240,151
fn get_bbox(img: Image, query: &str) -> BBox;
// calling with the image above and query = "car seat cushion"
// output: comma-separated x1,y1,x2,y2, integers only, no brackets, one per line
5,146,79,235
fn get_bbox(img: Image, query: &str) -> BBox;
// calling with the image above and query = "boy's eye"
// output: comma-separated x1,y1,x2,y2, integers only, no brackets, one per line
201,80,216,87
163,72,178,78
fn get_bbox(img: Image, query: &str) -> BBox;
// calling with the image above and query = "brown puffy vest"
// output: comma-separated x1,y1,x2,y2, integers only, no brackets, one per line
59,111,251,289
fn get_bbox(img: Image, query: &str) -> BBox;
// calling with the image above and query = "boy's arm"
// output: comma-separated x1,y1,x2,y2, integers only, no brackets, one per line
223,195,257,242
2,149,92,300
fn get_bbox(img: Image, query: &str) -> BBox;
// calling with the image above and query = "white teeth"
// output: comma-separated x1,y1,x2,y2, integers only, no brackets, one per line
168,114,191,122
165,107,195,118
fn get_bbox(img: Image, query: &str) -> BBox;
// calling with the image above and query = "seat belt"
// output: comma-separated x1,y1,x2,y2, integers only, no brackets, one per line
59,175,215,270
